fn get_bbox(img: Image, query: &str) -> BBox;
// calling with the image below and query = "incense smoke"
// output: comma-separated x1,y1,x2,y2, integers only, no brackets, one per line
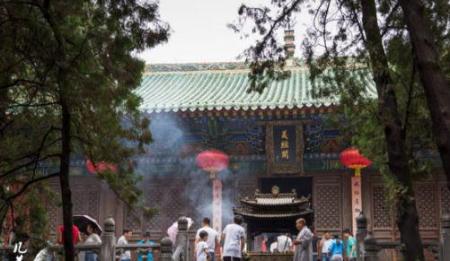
137,114,238,230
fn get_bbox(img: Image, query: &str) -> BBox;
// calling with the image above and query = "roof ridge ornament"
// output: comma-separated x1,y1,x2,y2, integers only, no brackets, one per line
284,29,296,67
271,185,280,197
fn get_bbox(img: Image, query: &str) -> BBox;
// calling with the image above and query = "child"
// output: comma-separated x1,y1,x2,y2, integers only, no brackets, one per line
196,231,209,261
328,234,344,261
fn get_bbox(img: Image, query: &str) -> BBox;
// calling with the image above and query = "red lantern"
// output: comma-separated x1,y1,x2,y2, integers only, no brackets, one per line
196,149,229,233
339,148,372,176
196,150,229,177
86,159,118,174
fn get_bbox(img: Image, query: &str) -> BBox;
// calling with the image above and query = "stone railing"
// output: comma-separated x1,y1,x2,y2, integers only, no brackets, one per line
0,217,176,261
355,212,448,261
172,217,190,261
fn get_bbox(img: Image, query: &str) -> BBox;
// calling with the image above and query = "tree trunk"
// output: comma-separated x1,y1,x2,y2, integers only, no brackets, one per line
39,2,75,259
398,0,450,192
360,0,425,260
59,100,74,261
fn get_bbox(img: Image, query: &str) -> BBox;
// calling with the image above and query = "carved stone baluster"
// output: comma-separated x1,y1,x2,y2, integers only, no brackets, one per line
441,214,450,261
100,217,116,261
160,237,173,261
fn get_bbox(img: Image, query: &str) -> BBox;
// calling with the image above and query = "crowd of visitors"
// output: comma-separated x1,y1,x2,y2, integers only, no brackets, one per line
192,216,357,261
54,224,155,261
317,229,356,261
2,215,357,261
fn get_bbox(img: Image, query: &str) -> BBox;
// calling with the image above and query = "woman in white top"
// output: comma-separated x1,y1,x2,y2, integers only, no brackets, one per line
84,224,102,261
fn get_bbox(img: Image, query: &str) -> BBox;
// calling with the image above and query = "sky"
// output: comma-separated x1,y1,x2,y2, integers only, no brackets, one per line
139,0,311,64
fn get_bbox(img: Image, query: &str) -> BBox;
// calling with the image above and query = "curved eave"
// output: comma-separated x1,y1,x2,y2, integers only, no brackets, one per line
140,102,338,113
234,209,314,219
240,200,310,208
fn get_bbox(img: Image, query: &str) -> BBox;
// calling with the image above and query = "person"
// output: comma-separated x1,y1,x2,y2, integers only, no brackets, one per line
328,235,344,261
137,232,156,261
311,227,319,261
261,234,268,253
277,233,293,253
318,232,332,261
221,215,246,261
84,224,101,261
270,240,278,253
34,242,56,261
196,231,209,261
293,218,313,261
117,229,132,261
167,217,194,244
57,224,82,245
195,218,219,261
343,229,356,261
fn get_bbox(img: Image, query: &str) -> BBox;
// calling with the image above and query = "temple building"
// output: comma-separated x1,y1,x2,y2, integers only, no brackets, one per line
45,60,447,259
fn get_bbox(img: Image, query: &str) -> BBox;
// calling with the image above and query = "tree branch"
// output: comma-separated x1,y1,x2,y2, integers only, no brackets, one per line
5,172,59,202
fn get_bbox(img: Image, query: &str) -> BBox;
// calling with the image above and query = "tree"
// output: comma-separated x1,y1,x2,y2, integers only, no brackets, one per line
359,1,423,258
0,1,168,260
398,0,450,191
232,0,447,259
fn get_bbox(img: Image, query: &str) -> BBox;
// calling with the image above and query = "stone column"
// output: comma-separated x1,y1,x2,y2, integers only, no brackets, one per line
356,212,368,261
173,217,190,261
160,237,173,261
441,214,450,261
363,233,379,261
100,217,116,261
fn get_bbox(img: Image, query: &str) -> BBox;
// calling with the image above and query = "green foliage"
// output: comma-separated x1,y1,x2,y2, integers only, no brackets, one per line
26,188,51,254
0,0,169,240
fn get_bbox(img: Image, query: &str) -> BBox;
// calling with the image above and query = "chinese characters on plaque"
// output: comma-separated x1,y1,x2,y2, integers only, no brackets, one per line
351,176,362,234
281,130,290,160
273,125,296,163
266,123,303,174
212,179,222,233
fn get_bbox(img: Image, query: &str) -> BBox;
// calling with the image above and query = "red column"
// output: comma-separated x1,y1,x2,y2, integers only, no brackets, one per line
212,178,222,233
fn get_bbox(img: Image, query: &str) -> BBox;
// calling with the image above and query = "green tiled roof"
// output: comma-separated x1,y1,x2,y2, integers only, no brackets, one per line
136,63,376,113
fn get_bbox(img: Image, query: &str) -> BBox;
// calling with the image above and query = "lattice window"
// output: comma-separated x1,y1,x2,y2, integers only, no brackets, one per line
46,182,100,234
137,178,191,232
415,183,437,229
143,184,163,230
315,185,341,229
87,191,99,220
124,208,142,231
71,189,99,220
372,185,392,228
441,185,450,215
47,200,61,232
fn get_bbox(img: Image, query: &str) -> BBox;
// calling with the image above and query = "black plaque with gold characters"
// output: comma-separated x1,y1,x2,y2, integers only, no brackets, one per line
273,125,296,163
265,121,304,175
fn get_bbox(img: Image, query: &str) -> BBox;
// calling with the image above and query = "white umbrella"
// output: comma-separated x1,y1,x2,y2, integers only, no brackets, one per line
73,215,102,235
